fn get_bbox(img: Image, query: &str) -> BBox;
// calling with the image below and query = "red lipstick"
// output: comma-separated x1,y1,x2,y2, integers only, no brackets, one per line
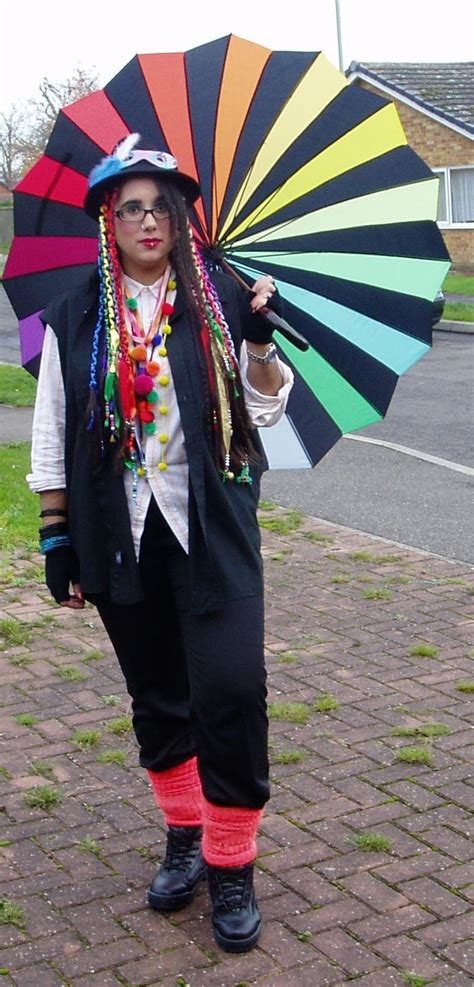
141,238,160,249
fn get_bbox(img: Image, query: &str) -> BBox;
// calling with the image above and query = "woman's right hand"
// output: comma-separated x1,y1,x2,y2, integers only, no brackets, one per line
45,546,85,609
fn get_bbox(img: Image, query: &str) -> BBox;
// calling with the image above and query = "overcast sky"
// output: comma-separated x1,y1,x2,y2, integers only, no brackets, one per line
1,0,473,114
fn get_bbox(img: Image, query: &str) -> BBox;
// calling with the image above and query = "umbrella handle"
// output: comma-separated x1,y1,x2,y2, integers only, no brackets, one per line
220,261,309,353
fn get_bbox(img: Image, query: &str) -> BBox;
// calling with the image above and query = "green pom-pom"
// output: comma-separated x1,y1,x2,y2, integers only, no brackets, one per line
144,422,156,435
126,297,138,311
147,390,159,404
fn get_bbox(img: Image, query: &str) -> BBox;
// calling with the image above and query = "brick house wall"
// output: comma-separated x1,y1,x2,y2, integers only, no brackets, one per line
355,80,474,270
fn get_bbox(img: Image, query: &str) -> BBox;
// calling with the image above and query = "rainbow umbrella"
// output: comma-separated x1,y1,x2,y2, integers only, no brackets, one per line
3,35,450,467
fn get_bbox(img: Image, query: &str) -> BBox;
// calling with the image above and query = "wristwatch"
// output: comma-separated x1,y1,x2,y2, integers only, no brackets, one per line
246,342,278,365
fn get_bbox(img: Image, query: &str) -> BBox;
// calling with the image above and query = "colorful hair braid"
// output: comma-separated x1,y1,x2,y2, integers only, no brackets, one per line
87,179,258,479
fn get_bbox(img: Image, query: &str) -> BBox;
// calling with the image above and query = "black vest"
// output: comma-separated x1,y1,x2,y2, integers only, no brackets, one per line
41,270,266,614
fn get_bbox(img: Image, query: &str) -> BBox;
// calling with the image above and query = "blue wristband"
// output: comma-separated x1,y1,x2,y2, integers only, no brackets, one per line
40,534,71,555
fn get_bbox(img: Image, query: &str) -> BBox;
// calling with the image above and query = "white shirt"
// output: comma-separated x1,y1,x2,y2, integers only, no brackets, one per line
27,274,294,556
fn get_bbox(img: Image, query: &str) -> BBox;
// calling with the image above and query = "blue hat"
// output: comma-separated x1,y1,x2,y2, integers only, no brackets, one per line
84,133,201,218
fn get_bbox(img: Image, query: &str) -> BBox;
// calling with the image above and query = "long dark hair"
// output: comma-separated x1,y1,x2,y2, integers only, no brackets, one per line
87,175,259,473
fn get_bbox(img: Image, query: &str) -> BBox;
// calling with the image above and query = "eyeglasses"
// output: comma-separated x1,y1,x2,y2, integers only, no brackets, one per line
114,202,170,223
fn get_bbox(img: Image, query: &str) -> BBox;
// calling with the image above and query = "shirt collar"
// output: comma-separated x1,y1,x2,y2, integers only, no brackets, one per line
122,272,165,299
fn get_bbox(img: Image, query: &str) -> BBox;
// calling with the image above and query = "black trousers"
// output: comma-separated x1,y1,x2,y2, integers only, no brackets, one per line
90,499,269,809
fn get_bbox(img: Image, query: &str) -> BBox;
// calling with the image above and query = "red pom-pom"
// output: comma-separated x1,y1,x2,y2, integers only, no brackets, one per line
139,407,155,424
134,373,154,396
162,302,174,316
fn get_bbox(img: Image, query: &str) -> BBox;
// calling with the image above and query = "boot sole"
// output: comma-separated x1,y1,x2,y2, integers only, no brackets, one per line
148,871,206,912
212,918,262,953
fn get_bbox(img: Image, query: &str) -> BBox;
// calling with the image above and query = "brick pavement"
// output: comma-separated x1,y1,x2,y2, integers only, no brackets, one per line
0,506,472,986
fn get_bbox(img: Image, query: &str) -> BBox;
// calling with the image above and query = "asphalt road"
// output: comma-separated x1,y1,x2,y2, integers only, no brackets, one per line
262,331,473,565
1,285,472,564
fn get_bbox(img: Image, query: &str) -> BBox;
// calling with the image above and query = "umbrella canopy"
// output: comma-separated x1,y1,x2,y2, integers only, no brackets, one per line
3,35,450,467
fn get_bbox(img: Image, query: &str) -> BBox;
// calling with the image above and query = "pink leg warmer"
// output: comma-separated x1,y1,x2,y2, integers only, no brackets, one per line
202,797,263,867
147,756,202,827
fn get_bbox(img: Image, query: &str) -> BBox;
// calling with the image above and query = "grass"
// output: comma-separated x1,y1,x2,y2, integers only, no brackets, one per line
78,836,103,858
72,728,101,748
106,715,133,736
455,680,474,693
331,574,350,584
24,785,62,810
268,702,311,725
313,693,340,713
443,301,474,322
0,443,38,549
364,587,392,600
8,653,33,667
14,714,38,727
277,651,299,664
352,831,393,852
410,644,438,658
349,551,402,564
0,618,31,648
273,749,306,765
31,760,56,781
392,723,450,738
100,694,122,706
82,649,105,663
396,746,433,766
258,510,303,535
97,749,127,765
303,531,334,544
401,973,432,987
296,930,313,942
55,664,86,682
443,273,474,294
258,500,276,511
0,899,26,929
0,364,37,407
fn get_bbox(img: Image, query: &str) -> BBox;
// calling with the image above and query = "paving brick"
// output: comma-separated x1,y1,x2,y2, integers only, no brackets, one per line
309,928,384,975
400,876,471,917
341,872,410,912
415,910,474,948
1,520,472,984
348,903,434,942
441,939,474,977
116,944,211,982
374,933,454,977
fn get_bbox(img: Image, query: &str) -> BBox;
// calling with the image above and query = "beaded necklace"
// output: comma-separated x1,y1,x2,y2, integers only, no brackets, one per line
120,270,177,493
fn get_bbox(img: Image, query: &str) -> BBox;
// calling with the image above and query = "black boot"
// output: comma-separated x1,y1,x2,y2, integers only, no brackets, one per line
148,825,206,911
207,863,261,953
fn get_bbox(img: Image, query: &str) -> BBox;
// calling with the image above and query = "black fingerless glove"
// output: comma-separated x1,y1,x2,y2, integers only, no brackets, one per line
39,522,80,604
241,290,283,345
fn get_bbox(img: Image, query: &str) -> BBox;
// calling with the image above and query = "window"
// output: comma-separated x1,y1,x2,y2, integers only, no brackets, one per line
433,166,474,227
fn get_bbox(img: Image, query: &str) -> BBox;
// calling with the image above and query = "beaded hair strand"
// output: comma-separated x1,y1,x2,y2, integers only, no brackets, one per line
86,176,259,478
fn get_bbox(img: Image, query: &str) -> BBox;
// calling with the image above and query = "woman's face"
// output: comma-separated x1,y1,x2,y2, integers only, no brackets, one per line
113,176,174,283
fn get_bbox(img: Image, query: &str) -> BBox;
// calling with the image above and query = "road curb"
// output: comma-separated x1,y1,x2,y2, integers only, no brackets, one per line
436,319,474,334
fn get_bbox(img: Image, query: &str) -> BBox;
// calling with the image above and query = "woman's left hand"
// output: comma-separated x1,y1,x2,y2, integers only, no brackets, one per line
250,276,276,313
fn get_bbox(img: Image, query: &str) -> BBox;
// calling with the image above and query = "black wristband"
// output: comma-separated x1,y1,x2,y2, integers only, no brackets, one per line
40,508,68,518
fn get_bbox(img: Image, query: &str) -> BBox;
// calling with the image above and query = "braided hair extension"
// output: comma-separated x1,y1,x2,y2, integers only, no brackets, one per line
86,175,259,473
156,178,259,468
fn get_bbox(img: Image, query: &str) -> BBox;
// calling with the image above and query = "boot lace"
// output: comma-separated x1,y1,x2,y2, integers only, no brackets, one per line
212,868,252,912
164,827,201,873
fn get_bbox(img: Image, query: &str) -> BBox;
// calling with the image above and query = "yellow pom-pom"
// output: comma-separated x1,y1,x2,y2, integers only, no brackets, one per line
159,405,168,415
162,323,172,336
168,279,176,291
158,461,168,472
159,432,168,444
158,346,168,357
158,374,169,386
137,466,146,477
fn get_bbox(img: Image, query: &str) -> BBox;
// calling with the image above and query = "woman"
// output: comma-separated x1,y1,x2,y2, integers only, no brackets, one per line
27,136,293,954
